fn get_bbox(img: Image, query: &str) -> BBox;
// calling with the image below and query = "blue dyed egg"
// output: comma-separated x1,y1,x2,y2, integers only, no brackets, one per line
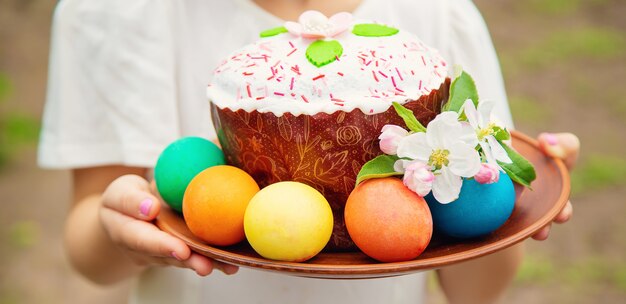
155,137,225,212
425,173,515,239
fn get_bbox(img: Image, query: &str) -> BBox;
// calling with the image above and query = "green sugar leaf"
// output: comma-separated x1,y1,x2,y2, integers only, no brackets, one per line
306,40,343,67
352,24,399,37
260,26,288,38
498,142,537,188
392,102,426,133
356,155,402,186
444,70,479,112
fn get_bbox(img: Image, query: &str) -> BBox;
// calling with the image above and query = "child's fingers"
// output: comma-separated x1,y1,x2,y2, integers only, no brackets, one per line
145,254,238,277
149,179,166,202
529,133,577,243
177,253,239,276
112,190,162,221
152,253,238,276
530,203,571,240
185,253,216,276
531,224,551,241
554,201,573,224
144,256,202,273
538,133,580,170
102,175,162,221
209,258,239,275
122,222,190,259
100,207,190,259
529,201,571,242
101,175,240,277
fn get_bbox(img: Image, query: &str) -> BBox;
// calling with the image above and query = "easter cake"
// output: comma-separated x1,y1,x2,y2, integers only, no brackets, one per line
207,11,532,250
207,12,451,250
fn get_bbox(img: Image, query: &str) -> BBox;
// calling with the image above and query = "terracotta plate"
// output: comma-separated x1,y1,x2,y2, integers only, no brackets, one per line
155,131,570,279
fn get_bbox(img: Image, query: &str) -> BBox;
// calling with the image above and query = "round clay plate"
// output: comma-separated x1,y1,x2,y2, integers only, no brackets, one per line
156,131,570,279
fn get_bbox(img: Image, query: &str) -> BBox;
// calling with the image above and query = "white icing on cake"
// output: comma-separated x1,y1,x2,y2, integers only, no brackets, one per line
207,21,448,116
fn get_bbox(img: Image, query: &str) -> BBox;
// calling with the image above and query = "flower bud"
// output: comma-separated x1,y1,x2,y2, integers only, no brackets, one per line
378,125,409,155
403,161,434,196
474,163,500,184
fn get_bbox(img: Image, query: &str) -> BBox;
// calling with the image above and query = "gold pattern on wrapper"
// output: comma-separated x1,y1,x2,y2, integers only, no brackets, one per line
211,79,450,250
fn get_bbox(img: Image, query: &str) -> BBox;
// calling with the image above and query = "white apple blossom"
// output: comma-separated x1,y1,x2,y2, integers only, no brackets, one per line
378,124,409,155
395,111,481,204
462,99,512,167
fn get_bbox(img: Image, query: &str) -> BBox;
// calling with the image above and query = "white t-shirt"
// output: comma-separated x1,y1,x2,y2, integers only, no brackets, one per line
39,0,512,303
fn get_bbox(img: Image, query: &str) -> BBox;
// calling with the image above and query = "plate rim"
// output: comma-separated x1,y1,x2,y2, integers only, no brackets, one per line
155,130,571,278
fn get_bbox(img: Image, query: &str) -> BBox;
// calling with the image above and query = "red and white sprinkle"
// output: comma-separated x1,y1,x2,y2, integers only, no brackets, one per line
208,29,449,114
395,67,404,80
312,74,325,81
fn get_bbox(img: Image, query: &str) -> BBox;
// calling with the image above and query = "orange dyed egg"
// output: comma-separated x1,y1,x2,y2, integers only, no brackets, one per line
183,165,260,246
345,178,433,262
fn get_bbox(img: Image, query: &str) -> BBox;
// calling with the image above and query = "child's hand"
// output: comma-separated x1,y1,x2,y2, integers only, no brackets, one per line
531,132,580,240
99,175,239,276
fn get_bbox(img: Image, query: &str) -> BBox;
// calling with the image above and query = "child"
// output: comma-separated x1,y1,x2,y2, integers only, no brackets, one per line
39,0,578,303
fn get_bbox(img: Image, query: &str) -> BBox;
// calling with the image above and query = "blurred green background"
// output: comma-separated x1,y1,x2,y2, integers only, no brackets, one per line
0,0,624,303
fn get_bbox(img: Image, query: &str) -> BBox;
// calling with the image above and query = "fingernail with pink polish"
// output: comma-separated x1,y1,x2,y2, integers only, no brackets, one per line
171,251,182,261
544,133,558,146
139,198,153,216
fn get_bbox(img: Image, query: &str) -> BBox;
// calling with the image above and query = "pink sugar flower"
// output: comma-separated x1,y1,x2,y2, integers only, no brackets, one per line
285,11,353,39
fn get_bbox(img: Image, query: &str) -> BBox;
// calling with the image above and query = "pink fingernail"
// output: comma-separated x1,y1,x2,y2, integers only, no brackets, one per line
172,251,182,261
139,198,153,216
544,133,558,146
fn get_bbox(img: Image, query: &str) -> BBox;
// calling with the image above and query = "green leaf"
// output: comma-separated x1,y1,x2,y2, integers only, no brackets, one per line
392,102,426,133
260,26,288,38
458,111,468,122
493,126,511,141
444,70,479,112
305,40,343,67
356,155,402,185
352,24,400,37
498,142,537,188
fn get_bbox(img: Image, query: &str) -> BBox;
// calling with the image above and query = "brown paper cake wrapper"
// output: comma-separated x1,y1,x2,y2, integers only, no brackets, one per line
211,79,450,250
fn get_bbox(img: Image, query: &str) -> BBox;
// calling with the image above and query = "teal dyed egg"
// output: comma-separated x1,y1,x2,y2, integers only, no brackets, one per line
425,173,516,239
155,137,225,212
